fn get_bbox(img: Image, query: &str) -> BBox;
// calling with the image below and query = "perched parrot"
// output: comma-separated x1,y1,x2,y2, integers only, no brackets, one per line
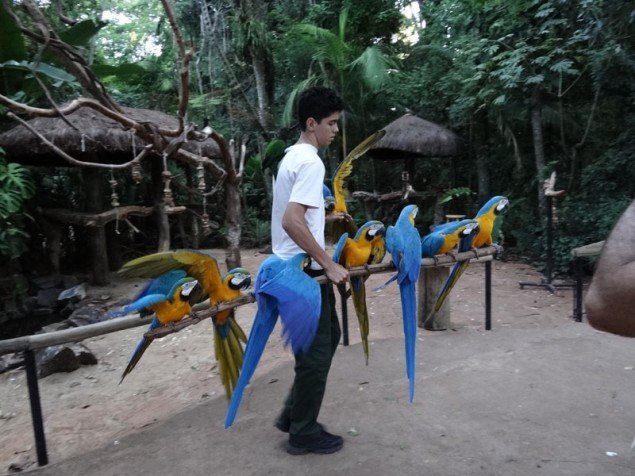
118,251,252,399
211,267,252,399
108,270,201,383
329,130,386,241
224,253,321,428
472,196,509,248
333,220,386,364
384,204,421,402
421,219,478,259
323,184,336,213
423,220,481,326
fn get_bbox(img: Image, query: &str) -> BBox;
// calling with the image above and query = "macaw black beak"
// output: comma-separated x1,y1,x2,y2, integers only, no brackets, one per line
241,276,252,289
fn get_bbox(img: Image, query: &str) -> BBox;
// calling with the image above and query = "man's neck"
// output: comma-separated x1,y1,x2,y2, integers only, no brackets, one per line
295,131,318,149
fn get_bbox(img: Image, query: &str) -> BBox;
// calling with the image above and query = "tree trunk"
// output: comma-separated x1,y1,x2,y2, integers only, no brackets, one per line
151,157,170,251
474,111,491,203
82,168,109,285
531,89,547,214
224,181,242,270
252,54,274,131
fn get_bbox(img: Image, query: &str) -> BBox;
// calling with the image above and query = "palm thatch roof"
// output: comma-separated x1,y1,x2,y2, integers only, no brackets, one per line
0,106,221,166
368,113,463,160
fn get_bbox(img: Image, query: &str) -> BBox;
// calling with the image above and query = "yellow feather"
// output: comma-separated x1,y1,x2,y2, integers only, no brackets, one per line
332,130,386,213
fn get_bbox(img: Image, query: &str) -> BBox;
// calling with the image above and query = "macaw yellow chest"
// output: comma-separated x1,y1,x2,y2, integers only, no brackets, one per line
210,285,241,324
152,298,191,325
344,238,373,267
474,214,495,247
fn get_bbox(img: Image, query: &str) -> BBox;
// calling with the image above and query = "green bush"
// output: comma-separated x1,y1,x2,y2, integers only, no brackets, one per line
0,148,35,260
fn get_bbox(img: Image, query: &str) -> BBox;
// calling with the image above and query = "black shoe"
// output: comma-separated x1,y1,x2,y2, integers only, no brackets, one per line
286,428,344,455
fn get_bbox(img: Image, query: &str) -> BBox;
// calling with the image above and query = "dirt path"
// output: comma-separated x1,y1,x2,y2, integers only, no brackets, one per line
0,250,579,472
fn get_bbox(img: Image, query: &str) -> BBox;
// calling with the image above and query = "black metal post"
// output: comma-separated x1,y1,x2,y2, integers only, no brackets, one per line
338,285,349,346
24,350,48,466
485,260,492,330
518,195,575,293
574,258,583,322
545,196,553,284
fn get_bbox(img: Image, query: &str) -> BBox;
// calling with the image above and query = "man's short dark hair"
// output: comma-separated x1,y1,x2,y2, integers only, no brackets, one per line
297,86,345,131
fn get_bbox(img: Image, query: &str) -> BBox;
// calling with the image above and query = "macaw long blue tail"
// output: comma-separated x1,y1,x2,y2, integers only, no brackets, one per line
120,318,160,384
434,260,470,313
400,280,417,402
224,309,276,428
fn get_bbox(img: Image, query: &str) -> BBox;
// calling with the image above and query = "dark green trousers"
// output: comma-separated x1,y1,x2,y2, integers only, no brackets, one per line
280,281,341,436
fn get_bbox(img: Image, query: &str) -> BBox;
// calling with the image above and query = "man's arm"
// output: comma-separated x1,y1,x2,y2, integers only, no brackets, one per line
584,200,635,337
282,202,348,284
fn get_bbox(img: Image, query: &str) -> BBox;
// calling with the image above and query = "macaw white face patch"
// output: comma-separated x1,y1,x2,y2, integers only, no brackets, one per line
181,280,199,296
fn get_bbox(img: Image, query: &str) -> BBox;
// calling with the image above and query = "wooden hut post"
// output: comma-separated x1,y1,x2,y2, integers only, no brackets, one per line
151,157,171,251
82,168,110,285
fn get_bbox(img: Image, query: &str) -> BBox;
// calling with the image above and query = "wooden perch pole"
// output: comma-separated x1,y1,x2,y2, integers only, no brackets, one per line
145,246,498,339
0,246,498,355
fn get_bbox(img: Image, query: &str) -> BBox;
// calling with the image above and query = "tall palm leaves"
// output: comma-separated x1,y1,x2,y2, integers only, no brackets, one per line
282,8,397,157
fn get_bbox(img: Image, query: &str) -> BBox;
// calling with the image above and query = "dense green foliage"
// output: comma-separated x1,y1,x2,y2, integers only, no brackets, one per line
0,148,35,259
0,0,633,274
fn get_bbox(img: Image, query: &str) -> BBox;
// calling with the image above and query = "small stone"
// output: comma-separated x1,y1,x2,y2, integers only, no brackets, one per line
347,428,358,436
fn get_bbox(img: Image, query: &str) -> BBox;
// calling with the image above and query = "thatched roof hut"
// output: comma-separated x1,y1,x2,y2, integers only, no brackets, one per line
0,106,221,166
368,113,463,160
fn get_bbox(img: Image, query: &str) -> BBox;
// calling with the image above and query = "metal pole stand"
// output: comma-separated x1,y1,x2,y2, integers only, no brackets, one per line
24,350,48,466
519,191,575,294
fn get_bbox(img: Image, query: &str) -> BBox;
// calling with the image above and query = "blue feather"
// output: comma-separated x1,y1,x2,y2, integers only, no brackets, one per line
224,253,321,428
476,195,506,217
332,232,348,264
385,205,421,401
119,317,161,383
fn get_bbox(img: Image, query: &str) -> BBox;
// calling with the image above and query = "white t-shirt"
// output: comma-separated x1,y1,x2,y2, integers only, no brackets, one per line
271,143,326,269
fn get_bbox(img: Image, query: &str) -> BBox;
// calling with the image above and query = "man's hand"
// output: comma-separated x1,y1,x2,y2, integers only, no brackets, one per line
325,211,353,223
324,262,349,285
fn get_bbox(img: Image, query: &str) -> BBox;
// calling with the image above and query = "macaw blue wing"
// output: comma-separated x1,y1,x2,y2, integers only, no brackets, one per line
258,265,321,354
135,270,187,299
432,222,480,313
332,232,348,264
225,253,320,428
385,205,421,402
421,231,446,258
107,294,171,318
109,270,188,318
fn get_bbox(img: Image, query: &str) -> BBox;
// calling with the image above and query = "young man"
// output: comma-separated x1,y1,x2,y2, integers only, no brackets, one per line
271,86,349,455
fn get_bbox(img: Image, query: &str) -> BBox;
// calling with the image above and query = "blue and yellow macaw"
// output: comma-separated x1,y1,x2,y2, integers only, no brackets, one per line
323,184,335,213
431,220,480,314
118,251,252,399
421,219,478,259
333,220,386,364
329,130,386,241
421,220,481,327
224,253,321,428
384,204,421,402
109,270,200,383
211,268,252,399
472,196,509,248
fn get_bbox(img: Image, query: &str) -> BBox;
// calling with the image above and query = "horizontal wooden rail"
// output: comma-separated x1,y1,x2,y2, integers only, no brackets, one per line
0,246,497,355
